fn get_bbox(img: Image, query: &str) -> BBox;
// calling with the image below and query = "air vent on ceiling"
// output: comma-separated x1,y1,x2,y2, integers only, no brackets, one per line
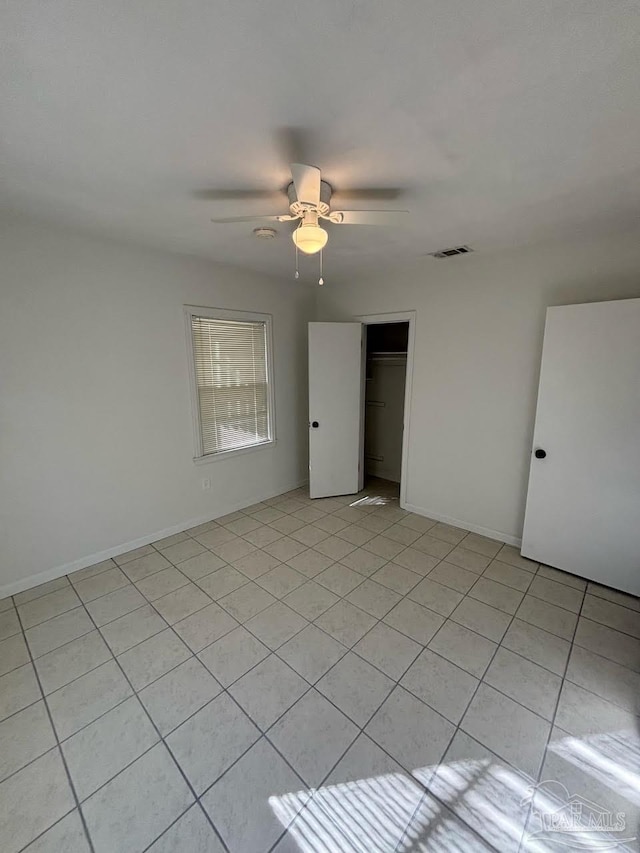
429,245,473,259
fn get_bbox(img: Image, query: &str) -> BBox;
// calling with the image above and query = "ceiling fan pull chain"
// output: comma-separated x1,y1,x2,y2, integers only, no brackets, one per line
294,242,299,279
318,249,324,286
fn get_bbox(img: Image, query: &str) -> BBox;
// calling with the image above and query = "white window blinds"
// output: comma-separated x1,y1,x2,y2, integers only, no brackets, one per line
190,315,272,455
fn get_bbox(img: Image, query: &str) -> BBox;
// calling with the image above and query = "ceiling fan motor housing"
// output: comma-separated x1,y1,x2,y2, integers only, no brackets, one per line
287,180,331,217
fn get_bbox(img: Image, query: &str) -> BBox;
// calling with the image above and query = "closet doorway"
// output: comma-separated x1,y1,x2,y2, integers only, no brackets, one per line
357,312,415,508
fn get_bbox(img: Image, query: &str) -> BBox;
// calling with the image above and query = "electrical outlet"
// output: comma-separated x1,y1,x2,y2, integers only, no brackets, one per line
201,478,211,490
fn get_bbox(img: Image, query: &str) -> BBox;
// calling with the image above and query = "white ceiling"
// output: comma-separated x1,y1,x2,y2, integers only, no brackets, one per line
2,0,640,279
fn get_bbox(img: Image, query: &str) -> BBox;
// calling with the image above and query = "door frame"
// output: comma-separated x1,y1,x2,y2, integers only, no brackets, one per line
355,310,416,509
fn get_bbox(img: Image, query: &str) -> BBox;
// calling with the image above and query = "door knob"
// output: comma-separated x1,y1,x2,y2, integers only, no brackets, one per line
534,448,547,459
311,421,319,429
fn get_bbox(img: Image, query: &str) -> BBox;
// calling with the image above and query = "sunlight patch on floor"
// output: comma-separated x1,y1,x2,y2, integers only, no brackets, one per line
270,729,639,852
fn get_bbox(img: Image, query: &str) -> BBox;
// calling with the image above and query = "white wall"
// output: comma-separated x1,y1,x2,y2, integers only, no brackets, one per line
319,229,640,544
0,215,314,595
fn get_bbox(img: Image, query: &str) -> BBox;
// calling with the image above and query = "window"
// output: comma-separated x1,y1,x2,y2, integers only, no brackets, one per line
185,306,275,460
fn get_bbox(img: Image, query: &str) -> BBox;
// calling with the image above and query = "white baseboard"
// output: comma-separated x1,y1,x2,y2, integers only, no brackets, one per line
1,479,308,600
402,502,522,548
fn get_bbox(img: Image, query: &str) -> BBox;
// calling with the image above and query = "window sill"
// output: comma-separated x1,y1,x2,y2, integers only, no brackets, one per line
193,439,277,465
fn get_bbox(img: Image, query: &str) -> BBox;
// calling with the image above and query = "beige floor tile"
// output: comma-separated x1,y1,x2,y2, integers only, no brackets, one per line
201,739,306,853
314,600,376,647
118,628,190,690
120,551,172,582
537,564,587,591
315,564,364,596
0,701,56,783
62,696,158,800
346,579,401,618
314,536,358,561
229,654,308,729
198,625,269,688
261,537,307,562
412,533,454,560
482,560,534,592
278,624,346,683
370,563,421,594
153,583,212,624
82,743,194,853
401,648,478,724
565,644,640,713
159,539,207,565
574,617,640,673
196,566,248,599
166,694,259,794
581,594,640,639
282,580,339,620
484,647,562,720
177,551,226,581
353,622,421,680
460,533,502,558
0,748,75,853
232,549,280,580
428,620,497,678
335,523,376,545
451,597,511,642
428,561,478,593
101,604,165,656
501,618,570,676
528,575,583,613
147,805,224,853
268,689,358,786
244,602,308,650
85,584,146,627
383,598,444,645
139,658,221,735
317,652,394,727
71,568,129,604
14,576,70,607
173,603,238,652
516,595,578,640
468,576,524,614
495,545,538,573
365,686,454,774
338,547,387,576
256,564,307,598
0,633,30,677
0,663,41,722
461,683,550,778
445,546,491,574
47,660,132,740
218,582,276,623
35,630,111,695
408,576,463,617
18,587,81,630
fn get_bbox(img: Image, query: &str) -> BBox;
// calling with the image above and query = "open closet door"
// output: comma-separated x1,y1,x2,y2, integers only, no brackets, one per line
308,322,364,499
521,299,640,596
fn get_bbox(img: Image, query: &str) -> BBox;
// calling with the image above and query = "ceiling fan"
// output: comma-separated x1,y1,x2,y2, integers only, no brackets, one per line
205,162,409,265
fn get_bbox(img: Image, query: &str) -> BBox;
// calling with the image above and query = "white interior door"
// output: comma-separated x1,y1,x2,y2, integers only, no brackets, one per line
308,322,364,499
521,298,640,596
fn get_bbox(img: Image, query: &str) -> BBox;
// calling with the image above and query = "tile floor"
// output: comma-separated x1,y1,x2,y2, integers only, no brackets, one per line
1,480,639,852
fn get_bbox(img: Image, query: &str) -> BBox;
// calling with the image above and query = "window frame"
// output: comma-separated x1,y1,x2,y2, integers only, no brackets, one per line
184,305,277,464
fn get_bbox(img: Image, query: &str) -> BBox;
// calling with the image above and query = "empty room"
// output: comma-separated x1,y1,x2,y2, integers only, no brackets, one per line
1,2,639,852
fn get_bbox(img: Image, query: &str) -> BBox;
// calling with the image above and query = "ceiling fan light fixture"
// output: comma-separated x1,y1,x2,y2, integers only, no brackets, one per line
292,221,328,255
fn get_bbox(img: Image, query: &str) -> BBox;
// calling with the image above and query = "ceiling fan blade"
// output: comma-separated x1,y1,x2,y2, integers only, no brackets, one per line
194,189,283,201
290,163,321,206
332,188,406,202
210,214,287,224
331,210,410,225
